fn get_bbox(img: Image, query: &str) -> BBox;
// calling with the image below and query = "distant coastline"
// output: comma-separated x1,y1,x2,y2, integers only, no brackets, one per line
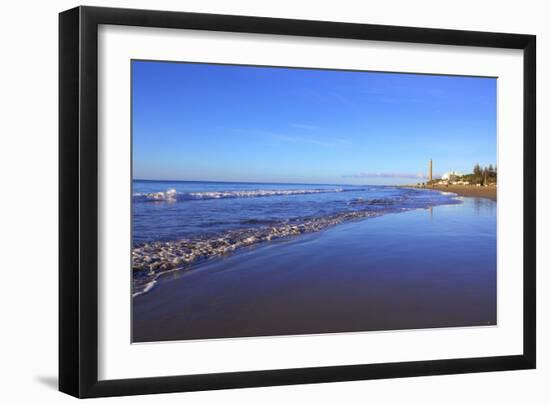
407,184,497,201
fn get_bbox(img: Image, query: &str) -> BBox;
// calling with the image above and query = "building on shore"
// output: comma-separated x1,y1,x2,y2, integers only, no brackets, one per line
441,171,462,181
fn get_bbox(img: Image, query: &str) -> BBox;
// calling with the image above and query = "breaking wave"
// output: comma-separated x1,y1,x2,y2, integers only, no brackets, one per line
133,187,364,202
132,207,386,296
131,186,462,296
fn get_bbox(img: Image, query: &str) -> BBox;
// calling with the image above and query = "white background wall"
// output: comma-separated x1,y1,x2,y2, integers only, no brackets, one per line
0,0,546,402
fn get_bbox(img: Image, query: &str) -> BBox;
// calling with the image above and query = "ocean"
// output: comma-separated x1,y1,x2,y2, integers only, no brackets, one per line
132,191,497,342
132,180,461,296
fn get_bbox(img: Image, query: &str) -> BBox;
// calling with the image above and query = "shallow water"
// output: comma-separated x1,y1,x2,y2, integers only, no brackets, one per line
132,180,458,243
132,180,460,295
132,197,497,342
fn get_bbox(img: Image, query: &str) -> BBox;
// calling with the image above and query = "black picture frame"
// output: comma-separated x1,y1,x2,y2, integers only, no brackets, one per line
59,5,536,398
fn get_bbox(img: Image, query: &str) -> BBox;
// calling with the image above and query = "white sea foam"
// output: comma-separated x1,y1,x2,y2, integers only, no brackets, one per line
133,187,360,202
132,279,157,298
131,207,384,296
188,188,344,199
135,188,177,202
131,187,463,296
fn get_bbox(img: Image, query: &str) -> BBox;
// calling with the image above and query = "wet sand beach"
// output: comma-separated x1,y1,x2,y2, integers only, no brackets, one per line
416,185,496,201
132,197,497,343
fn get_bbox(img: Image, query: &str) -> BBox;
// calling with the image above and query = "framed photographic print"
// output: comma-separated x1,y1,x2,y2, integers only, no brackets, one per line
59,6,536,398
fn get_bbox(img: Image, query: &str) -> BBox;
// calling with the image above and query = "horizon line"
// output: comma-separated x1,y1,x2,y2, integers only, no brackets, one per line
132,178,407,187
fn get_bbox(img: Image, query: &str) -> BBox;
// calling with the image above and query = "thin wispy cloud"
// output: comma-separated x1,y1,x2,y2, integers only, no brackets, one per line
290,123,319,130
271,133,350,148
227,127,351,148
343,172,430,179
291,88,354,107
378,97,420,105
328,91,353,106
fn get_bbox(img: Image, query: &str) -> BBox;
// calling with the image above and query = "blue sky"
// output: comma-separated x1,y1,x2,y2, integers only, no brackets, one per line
132,60,496,185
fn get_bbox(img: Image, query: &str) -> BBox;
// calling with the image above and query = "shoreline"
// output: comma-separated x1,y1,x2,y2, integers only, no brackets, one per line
132,198,497,342
406,185,496,201
132,187,461,296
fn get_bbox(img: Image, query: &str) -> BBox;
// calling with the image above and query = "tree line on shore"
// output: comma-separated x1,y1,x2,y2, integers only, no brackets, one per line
425,163,497,186
462,164,497,185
